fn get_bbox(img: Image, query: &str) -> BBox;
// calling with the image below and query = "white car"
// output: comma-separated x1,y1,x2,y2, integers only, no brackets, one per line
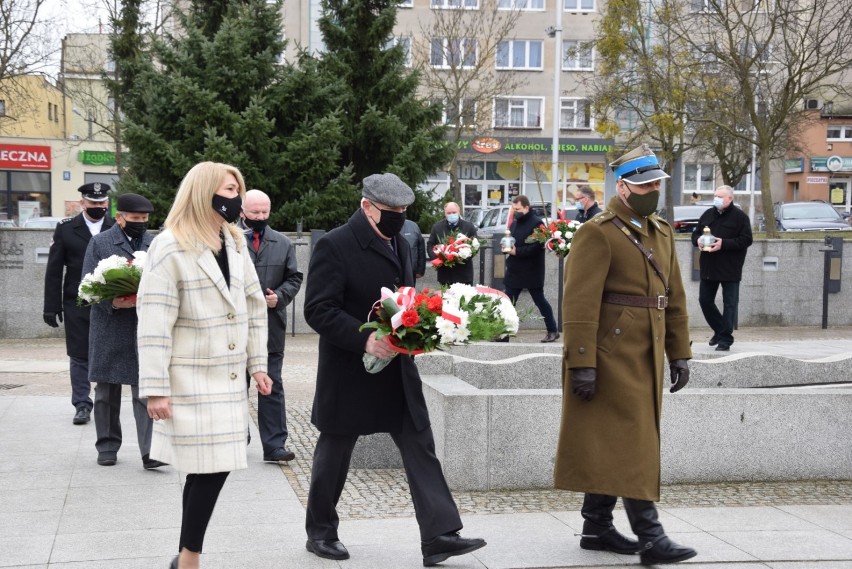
22,217,65,229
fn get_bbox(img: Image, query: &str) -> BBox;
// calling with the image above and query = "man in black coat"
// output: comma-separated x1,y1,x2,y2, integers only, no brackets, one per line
303,173,485,566
427,201,479,286
691,185,753,351
239,189,303,463
83,193,164,469
43,182,115,425
573,186,603,223
400,218,426,281
505,195,559,343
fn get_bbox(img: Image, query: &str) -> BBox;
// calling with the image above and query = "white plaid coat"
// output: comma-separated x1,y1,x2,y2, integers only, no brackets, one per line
137,229,267,473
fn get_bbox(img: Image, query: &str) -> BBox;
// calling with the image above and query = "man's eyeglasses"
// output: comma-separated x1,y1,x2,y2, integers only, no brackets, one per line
369,201,406,213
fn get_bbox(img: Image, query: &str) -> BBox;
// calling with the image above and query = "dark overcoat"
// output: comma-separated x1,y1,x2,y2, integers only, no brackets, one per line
304,209,430,435
240,223,304,352
43,213,115,358
690,205,753,282
426,218,479,285
82,223,153,385
504,211,546,289
554,197,692,501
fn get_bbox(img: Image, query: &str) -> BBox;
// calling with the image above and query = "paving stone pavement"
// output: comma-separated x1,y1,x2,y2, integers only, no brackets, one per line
2,328,852,568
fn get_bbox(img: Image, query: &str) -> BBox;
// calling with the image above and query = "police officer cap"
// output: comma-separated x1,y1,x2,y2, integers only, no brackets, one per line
609,144,670,185
362,173,415,208
78,182,111,202
116,193,154,213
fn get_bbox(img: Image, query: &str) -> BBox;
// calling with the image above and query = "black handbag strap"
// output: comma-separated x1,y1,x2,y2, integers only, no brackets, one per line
609,216,669,294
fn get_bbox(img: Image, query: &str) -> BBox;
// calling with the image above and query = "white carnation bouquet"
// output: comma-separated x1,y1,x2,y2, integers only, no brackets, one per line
77,251,147,306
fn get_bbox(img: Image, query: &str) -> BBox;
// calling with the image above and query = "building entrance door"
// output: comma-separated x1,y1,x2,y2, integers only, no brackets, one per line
829,179,851,215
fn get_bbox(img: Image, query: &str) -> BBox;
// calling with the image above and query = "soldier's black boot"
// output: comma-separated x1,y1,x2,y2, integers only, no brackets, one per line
623,498,697,565
579,493,641,554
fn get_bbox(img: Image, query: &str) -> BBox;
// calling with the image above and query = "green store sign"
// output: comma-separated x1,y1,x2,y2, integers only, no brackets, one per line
79,150,116,166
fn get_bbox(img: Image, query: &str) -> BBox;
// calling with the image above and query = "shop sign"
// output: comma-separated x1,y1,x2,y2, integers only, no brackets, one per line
458,137,613,155
0,143,51,170
784,158,804,173
811,156,852,172
79,150,116,166
807,176,828,184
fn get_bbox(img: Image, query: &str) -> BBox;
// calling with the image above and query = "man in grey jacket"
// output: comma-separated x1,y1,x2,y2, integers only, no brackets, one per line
83,193,165,469
240,189,304,462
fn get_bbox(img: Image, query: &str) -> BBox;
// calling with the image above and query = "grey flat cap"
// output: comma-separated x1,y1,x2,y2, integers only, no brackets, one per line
362,173,415,208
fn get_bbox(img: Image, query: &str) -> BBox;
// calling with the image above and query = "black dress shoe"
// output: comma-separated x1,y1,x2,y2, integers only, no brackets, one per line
73,407,91,425
97,453,117,466
708,334,719,346
422,532,486,566
142,454,168,470
541,331,560,343
715,344,730,351
264,447,296,462
639,536,697,565
579,523,640,554
306,539,350,560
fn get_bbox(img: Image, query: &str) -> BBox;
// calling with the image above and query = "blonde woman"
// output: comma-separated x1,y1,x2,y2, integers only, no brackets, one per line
137,162,272,569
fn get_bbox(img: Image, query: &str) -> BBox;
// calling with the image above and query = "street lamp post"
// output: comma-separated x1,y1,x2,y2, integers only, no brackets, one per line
546,9,562,223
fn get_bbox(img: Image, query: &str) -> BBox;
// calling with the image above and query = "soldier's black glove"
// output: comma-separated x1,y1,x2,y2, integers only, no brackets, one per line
43,311,63,328
571,368,596,401
669,359,690,393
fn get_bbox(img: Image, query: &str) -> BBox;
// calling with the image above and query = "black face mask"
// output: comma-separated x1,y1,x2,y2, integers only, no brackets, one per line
212,194,242,224
513,210,525,221
376,209,406,238
85,207,107,220
123,221,148,239
243,217,268,232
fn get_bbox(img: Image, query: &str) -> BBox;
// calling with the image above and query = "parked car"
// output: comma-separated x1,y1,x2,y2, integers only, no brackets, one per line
22,217,64,229
463,207,488,228
773,202,851,232
669,204,713,234
0,219,16,228
477,201,552,235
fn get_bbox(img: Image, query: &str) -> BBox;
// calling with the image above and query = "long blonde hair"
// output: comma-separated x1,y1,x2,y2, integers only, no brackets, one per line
165,161,247,252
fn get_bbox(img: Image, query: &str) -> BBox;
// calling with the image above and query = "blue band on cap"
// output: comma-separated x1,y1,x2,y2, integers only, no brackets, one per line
613,155,659,179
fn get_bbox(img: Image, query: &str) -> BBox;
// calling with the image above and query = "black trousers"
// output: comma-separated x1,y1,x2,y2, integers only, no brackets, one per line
698,280,740,347
180,472,230,553
247,350,289,453
305,411,462,542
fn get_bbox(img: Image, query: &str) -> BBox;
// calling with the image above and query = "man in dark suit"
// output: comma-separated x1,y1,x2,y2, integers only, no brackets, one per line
303,173,485,566
238,189,303,463
43,182,115,424
83,193,165,469
426,201,479,286
504,195,559,343
573,186,603,223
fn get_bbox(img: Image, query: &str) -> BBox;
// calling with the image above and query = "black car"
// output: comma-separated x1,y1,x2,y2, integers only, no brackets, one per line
774,202,851,232
670,204,714,234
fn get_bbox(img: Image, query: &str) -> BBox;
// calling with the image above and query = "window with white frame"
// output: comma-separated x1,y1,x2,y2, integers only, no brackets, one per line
430,37,478,68
690,0,723,11
560,98,593,130
435,98,477,126
498,0,545,9
431,0,479,9
398,0,413,7
493,97,542,128
692,44,719,73
684,163,716,193
386,36,412,66
615,108,641,131
562,40,594,71
496,40,543,70
564,0,595,11
827,125,852,140
746,0,772,12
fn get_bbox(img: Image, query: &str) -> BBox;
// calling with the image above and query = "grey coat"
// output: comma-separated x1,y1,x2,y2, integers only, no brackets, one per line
239,222,303,352
82,223,153,385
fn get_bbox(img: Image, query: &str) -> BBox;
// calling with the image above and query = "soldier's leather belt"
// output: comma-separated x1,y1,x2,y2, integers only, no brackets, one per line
603,292,669,310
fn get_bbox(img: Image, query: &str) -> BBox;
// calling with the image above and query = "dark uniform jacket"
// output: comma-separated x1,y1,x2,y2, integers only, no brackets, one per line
426,218,479,285
239,221,304,353
504,210,546,289
574,202,603,223
83,223,153,385
401,220,427,277
44,213,115,358
690,205,753,282
555,196,692,502
304,209,430,435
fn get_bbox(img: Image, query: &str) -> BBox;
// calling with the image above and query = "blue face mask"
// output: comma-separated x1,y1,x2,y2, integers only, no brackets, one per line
446,213,459,224
713,197,725,210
